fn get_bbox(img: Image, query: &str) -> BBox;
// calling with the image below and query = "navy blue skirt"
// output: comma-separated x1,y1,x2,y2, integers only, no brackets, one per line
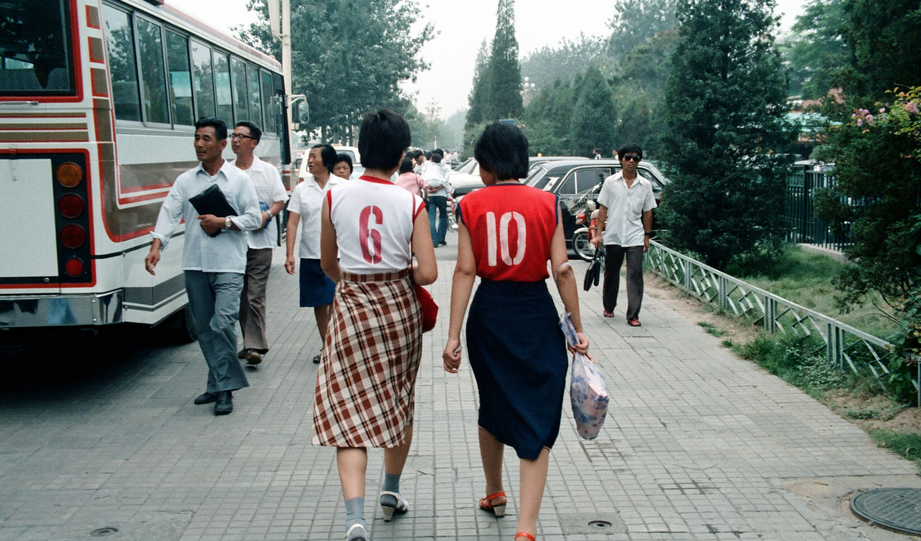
466,279,568,459
299,258,336,307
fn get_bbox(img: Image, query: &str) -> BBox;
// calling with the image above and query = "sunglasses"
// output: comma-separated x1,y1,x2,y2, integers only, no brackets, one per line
622,154,641,162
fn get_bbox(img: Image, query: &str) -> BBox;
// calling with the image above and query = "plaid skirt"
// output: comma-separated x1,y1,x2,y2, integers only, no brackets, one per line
312,269,423,448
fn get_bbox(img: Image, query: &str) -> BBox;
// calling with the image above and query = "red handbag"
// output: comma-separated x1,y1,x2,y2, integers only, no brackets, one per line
413,282,437,333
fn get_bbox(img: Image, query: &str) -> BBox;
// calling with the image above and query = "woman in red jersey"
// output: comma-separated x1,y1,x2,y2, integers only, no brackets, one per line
442,122,590,541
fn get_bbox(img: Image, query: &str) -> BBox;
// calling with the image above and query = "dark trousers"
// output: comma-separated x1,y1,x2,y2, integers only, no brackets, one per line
603,245,645,320
240,247,273,353
427,195,448,245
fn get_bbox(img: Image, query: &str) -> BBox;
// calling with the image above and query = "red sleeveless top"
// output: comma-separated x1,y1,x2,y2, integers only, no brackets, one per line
458,184,559,282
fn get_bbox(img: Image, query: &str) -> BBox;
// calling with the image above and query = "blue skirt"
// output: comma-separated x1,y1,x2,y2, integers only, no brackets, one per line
466,279,568,459
299,258,336,307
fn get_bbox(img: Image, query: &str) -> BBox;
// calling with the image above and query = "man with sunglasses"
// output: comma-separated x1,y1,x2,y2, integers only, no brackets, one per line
592,143,657,326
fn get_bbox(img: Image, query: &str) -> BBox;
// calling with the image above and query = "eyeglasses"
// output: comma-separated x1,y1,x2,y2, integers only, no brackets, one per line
622,154,641,162
230,133,256,140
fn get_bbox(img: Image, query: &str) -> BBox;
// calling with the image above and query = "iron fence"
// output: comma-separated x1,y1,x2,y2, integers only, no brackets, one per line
785,163,852,252
646,240,920,404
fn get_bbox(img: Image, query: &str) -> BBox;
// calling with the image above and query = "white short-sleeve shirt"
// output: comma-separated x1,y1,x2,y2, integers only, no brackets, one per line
328,175,425,274
231,156,288,250
288,174,345,259
597,172,658,247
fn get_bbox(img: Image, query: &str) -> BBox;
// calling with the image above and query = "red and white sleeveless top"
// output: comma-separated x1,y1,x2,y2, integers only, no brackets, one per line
328,175,425,274
458,184,558,282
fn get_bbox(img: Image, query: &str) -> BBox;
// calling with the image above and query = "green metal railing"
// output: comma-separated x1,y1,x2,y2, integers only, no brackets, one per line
647,240,920,403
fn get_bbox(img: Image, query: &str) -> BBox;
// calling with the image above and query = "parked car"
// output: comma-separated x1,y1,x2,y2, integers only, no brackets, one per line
524,159,670,248
298,145,364,182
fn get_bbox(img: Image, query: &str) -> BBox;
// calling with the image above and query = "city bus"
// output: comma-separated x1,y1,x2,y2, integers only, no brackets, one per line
0,0,293,341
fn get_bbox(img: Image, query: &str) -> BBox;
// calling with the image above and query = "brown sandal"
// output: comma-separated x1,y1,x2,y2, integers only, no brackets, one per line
479,491,507,517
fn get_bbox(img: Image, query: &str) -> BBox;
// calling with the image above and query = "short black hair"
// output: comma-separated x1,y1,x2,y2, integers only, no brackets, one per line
399,157,415,174
195,117,228,140
312,143,337,170
357,109,411,170
413,149,424,160
423,150,432,160
235,121,262,143
618,143,642,159
335,153,353,175
431,153,442,164
474,122,529,181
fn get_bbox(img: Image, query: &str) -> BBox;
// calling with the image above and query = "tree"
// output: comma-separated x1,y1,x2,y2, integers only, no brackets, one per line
484,0,523,121
464,0,522,152
239,0,433,142
607,0,678,59
609,26,679,156
523,78,575,156
521,35,605,90
659,0,795,268
569,67,617,157
781,0,850,99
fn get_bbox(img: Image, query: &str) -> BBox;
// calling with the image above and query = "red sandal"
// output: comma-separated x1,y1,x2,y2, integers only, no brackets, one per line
479,491,507,517
515,533,536,541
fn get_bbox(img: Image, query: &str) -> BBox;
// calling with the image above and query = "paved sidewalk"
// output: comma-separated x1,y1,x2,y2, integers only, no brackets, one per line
1,236,919,541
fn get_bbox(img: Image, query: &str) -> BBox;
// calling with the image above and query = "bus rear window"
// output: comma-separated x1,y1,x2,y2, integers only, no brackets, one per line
0,1,75,95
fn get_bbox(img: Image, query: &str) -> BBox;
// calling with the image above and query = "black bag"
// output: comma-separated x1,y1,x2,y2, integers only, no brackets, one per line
583,249,602,291
188,184,237,237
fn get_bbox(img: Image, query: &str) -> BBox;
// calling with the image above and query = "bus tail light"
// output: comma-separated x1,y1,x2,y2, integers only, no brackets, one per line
56,162,83,188
64,257,85,277
58,194,85,218
60,224,87,249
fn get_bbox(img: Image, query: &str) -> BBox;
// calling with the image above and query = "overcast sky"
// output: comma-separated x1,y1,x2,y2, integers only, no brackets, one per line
167,0,805,120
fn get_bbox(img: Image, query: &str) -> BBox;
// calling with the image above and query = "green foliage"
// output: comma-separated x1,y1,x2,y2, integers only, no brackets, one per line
606,0,678,59
522,79,575,156
239,0,433,142
659,0,795,269
781,0,850,99
569,67,617,157
871,430,921,469
734,334,848,395
698,322,727,337
465,0,522,148
521,35,604,91
814,89,921,308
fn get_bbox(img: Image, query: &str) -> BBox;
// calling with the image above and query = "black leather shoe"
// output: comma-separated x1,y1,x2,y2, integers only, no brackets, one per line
194,392,217,405
214,391,233,415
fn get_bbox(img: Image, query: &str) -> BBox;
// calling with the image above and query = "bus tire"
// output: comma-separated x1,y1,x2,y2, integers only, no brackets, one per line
166,303,198,344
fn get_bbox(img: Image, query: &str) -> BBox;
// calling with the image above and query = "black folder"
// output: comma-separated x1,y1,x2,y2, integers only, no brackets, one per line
189,184,237,237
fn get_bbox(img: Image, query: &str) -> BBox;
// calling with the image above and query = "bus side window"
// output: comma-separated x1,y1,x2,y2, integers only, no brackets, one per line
260,69,276,134
213,52,233,125
246,63,262,128
135,18,170,125
230,57,249,122
191,41,215,119
165,31,193,126
102,6,142,122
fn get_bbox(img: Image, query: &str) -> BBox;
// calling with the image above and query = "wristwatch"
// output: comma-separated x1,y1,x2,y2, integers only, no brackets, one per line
224,217,232,230
644,231,652,236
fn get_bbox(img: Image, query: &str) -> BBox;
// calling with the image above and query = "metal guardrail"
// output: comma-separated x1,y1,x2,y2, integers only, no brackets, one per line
647,241,921,402
785,164,853,252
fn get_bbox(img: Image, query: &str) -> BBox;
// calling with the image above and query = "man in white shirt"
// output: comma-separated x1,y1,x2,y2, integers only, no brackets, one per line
284,144,345,364
145,118,262,415
230,121,287,366
592,143,657,327
423,152,451,246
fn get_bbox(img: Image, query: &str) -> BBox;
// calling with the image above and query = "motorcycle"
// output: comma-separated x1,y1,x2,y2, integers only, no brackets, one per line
571,199,599,262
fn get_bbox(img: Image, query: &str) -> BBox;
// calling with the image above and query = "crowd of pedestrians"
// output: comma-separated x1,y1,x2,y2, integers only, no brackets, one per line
145,109,651,541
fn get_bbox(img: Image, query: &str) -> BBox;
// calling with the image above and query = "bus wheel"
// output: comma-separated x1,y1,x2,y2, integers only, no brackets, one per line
165,304,198,344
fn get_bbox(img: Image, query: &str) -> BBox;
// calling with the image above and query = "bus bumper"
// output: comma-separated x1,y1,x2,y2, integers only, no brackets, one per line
0,290,124,328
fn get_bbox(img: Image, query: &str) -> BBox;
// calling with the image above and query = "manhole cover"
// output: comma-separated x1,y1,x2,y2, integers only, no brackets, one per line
90,527,119,537
588,520,613,529
851,488,921,535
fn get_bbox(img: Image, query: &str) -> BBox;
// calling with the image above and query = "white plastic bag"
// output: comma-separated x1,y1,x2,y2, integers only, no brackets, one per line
559,312,609,440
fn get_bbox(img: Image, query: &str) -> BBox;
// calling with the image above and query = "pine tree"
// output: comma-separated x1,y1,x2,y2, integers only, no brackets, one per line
659,0,795,268
569,67,617,157
485,0,523,121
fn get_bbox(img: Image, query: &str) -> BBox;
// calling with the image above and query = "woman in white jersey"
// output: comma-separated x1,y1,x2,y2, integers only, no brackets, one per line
315,109,437,541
